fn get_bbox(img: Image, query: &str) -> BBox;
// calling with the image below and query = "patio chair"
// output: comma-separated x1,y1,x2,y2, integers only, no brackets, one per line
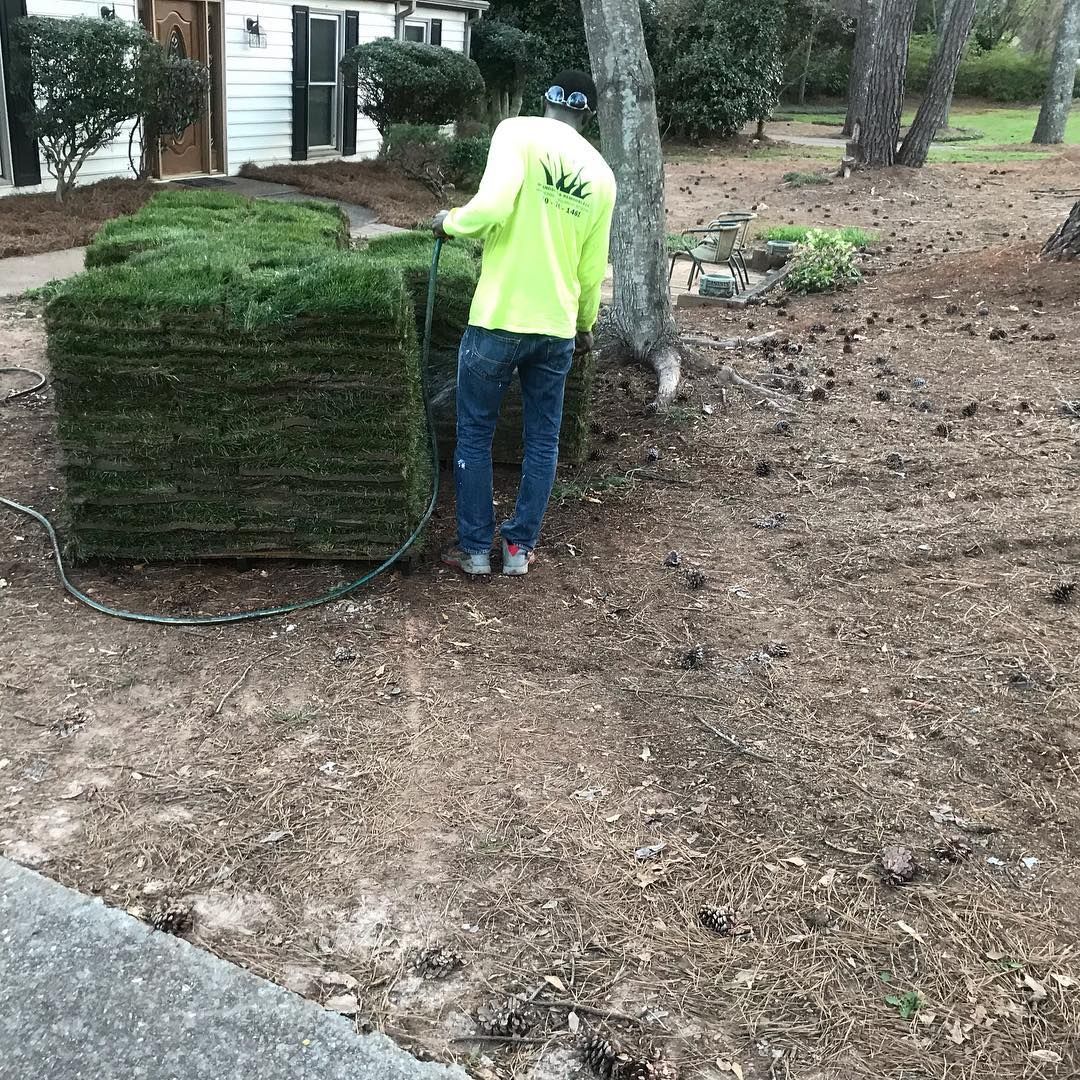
711,211,758,289
668,222,741,292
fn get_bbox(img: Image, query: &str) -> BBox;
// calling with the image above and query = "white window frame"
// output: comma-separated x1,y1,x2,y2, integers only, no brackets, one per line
402,18,429,43
308,11,343,153
0,53,12,185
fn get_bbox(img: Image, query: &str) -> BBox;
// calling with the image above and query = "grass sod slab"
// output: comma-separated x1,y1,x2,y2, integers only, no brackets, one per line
363,231,596,466
47,192,433,562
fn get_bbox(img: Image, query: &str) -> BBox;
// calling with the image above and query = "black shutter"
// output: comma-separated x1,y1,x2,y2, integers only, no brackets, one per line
341,10,359,156
0,0,41,186
429,18,441,46
291,5,309,161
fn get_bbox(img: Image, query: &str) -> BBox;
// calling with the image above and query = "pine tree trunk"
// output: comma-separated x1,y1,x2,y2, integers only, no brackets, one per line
853,0,918,166
1042,199,1080,258
844,0,880,137
1034,0,1080,144
898,0,976,166
580,0,680,406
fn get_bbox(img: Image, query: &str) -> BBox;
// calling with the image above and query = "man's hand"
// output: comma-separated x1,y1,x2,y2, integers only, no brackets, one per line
432,210,451,239
574,330,594,357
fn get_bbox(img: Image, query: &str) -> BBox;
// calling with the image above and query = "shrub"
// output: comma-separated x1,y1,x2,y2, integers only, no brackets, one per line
383,125,489,194
12,15,148,202
132,40,209,179
762,224,875,248
444,135,490,188
783,229,862,294
341,39,485,139
469,18,546,125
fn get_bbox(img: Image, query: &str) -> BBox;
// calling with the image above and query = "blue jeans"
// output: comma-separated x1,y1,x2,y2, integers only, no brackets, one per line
454,325,575,555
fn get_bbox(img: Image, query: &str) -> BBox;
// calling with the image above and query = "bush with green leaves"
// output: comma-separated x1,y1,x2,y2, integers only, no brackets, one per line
763,224,875,248
131,40,209,179
13,15,148,202
469,18,546,125
341,39,484,139
384,124,490,194
654,0,784,140
783,230,862,294
444,135,490,188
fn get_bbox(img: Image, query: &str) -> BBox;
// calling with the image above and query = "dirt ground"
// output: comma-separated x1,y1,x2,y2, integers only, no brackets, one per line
2,150,1080,1080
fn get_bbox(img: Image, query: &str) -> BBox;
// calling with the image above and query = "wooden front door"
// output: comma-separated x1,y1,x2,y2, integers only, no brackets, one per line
154,0,211,176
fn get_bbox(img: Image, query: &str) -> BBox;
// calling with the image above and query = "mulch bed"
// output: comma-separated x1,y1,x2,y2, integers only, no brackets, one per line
0,179,156,259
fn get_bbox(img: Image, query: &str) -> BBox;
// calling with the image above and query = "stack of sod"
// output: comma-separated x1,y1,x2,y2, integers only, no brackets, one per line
46,191,432,562
363,231,595,465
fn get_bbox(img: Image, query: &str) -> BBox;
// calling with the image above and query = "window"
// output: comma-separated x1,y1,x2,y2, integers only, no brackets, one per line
308,14,340,149
402,20,427,43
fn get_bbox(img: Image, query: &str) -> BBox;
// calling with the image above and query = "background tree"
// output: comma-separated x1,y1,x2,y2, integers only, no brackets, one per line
844,0,881,136
654,0,784,140
12,15,147,203
898,0,976,165
1033,0,1080,143
972,0,1034,50
848,0,919,165
130,40,209,180
579,0,681,405
469,19,546,127
341,39,484,139
1042,199,1080,258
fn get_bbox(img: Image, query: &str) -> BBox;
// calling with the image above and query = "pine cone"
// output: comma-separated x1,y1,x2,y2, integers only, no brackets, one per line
412,944,463,980
885,452,904,471
754,460,772,477
681,645,705,670
961,401,979,417
663,550,682,568
685,569,707,591
581,1032,656,1080
476,995,534,1038
764,640,789,658
149,897,193,935
933,834,973,863
698,906,750,937
811,386,827,402
875,389,891,402
1051,582,1075,605
773,419,792,435
879,845,917,885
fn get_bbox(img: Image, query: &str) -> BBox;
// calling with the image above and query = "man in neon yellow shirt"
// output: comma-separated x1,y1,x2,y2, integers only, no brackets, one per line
433,70,616,577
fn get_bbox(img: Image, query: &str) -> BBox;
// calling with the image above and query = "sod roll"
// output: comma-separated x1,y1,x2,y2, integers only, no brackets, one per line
48,192,431,562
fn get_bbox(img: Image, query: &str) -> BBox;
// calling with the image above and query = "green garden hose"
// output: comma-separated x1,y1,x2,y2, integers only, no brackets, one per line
0,238,445,626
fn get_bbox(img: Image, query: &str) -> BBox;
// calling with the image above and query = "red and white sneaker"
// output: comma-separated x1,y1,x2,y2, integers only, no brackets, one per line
501,539,536,576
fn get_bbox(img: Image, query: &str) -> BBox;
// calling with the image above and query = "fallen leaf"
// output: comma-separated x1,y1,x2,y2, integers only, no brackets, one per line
1029,1049,1062,1064
732,969,757,989
542,974,567,993
567,1010,580,1034
816,867,838,889
897,920,926,944
947,1019,966,1044
260,830,290,844
917,1010,937,1026
634,842,666,861
320,970,359,991
715,1062,744,1080
782,855,807,868
1022,973,1048,1002
374,663,386,677
1050,973,1077,989
323,994,359,1015
640,745,652,762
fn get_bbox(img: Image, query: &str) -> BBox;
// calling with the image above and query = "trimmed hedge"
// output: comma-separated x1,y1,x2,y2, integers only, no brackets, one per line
47,192,431,562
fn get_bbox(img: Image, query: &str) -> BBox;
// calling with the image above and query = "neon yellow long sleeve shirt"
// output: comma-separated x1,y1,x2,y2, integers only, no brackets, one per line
443,116,616,340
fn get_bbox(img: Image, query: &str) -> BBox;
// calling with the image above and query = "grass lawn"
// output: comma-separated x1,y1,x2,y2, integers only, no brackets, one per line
773,101,1080,147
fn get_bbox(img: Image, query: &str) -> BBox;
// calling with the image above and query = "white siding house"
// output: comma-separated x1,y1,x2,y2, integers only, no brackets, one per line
0,0,486,196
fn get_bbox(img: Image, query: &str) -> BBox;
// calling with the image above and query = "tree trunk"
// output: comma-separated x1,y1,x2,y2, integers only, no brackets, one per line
580,0,680,406
844,0,881,137
898,0,976,166
1042,199,1080,258
853,0,918,166
798,12,819,106
1034,0,1080,144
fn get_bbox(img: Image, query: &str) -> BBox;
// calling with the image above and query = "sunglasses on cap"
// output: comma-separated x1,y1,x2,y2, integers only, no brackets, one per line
545,85,590,111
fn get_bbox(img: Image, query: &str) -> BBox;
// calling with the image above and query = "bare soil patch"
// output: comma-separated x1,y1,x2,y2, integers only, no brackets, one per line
0,179,156,259
2,153,1079,1079
240,159,465,229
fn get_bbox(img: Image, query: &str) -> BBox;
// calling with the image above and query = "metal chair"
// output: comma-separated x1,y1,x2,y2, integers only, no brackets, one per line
668,222,741,292
711,211,757,289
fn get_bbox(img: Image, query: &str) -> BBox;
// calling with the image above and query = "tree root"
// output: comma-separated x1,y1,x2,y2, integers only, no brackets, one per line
713,364,798,413
651,344,682,408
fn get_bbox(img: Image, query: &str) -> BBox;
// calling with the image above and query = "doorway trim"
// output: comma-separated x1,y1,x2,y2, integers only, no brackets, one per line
140,0,227,179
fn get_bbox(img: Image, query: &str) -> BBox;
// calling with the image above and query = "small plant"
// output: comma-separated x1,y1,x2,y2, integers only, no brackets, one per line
763,224,875,249
783,230,862,295
782,170,831,187
885,989,924,1020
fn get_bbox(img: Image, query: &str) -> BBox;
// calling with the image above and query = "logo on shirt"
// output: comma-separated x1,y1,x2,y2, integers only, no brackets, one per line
540,156,592,203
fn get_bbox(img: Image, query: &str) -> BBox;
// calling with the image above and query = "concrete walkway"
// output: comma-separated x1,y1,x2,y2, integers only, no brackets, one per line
0,176,404,298
0,858,467,1080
